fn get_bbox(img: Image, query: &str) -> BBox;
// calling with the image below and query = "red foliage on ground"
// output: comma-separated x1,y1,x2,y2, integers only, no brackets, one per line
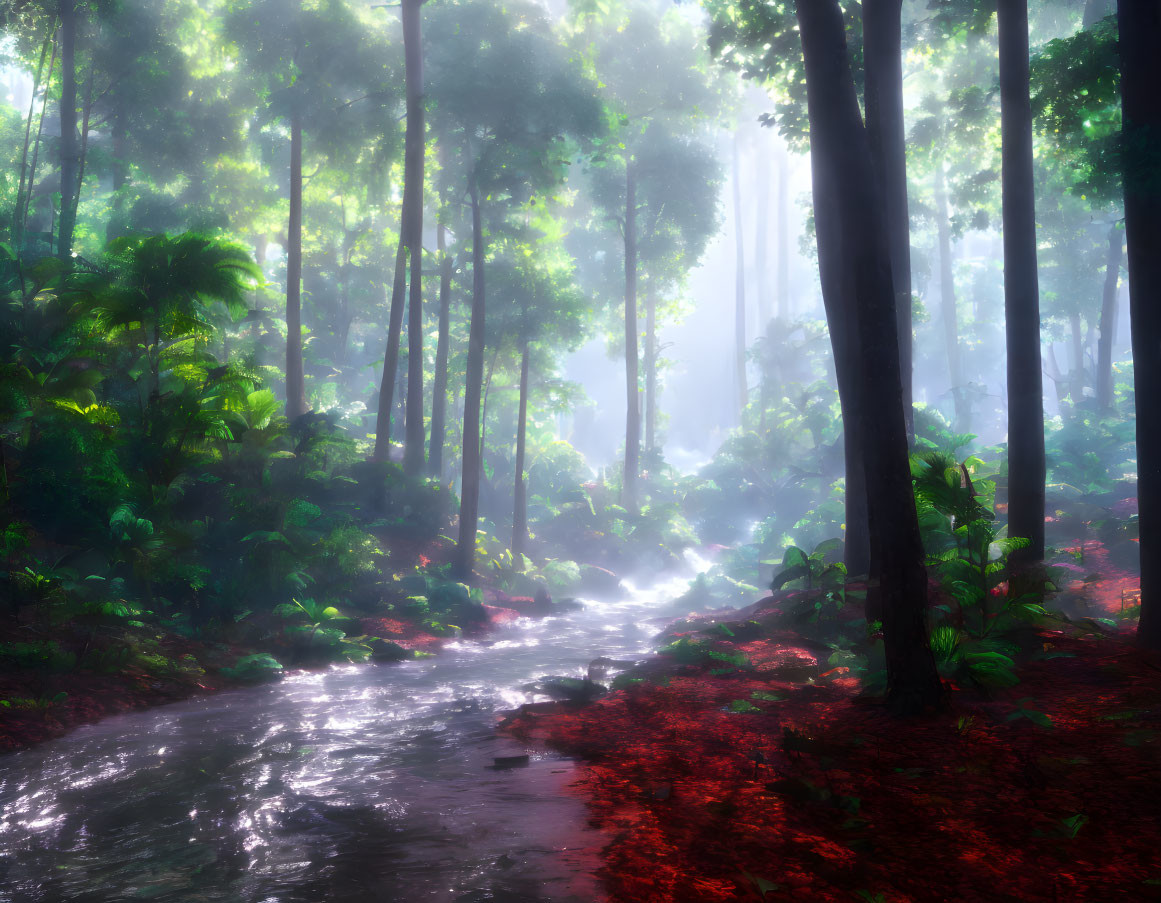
508,630,1161,902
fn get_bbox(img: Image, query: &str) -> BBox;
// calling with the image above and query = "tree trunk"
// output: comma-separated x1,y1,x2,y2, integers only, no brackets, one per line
863,0,914,443
755,140,772,327
645,288,657,453
1097,221,1123,412
58,0,77,260
454,180,486,580
15,31,51,254
733,136,749,422
810,111,870,576
512,340,530,558
429,221,453,476
776,148,791,319
998,0,1046,563
935,161,967,432
796,0,942,715
623,162,640,512
107,92,128,243
401,0,426,476
71,64,94,239
1070,311,1086,403
285,112,308,419
1117,0,1161,649
22,35,56,246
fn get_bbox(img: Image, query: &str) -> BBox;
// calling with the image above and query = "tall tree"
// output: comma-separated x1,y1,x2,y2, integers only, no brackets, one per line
732,134,748,421
998,0,1046,563
57,0,78,259
862,0,913,441
425,0,602,578
795,0,941,713
1118,0,1161,649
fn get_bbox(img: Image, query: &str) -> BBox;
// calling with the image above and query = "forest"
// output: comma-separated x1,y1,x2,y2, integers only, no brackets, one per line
0,0,1159,900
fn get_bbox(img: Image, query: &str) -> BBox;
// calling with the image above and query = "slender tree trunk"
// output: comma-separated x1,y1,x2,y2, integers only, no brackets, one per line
71,64,94,236
935,161,967,432
863,0,914,443
755,140,772,327
107,94,128,243
22,36,57,245
57,0,77,260
429,221,453,476
645,288,657,453
733,136,749,422
402,0,426,476
374,243,408,460
1097,221,1123,412
776,148,791,319
796,0,942,715
623,162,640,512
1070,311,1086,403
285,111,308,418
454,179,486,579
14,31,51,253
1118,0,1161,649
512,340,530,558
998,0,1046,563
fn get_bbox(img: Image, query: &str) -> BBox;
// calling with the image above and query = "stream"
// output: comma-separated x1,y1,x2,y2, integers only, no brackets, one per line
0,566,699,903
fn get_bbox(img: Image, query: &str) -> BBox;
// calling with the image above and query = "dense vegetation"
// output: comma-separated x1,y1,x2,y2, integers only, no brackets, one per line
1,0,1159,897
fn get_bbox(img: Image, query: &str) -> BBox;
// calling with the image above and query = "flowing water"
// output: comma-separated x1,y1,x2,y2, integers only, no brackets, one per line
0,567,700,903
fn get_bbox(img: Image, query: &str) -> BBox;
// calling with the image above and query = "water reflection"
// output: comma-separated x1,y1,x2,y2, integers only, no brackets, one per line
0,571,696,902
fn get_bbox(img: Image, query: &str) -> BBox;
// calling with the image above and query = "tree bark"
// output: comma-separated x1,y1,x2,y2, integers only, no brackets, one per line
454,179,486,580
796,0,942,715
810,111,870,576
645,287,657,453
733,136,749,422
285,110,309,418
863,0,914,443
935,161,967,432
1097,221,1123,412
512,339,530,558
401,0,426,476
57,0,77,260
429,221,453,476
998,0,1046,563
1117,0,1161,649
623,162,640,512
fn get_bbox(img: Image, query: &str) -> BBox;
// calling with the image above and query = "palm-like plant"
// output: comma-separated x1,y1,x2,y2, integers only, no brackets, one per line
83,234,261,403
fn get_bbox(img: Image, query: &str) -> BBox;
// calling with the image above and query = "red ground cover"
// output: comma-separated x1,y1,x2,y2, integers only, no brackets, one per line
508,628,1161,902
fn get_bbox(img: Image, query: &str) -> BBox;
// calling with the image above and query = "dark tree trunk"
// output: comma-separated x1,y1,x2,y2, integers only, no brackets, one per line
1118,0,1161,649
645,288,657,452
935,162,968,432
998,0,1046,563
58,0,77,260
733,136,748,422
811,116,870,577
454,180,486,580
623,163,640,511
512,340,530,558
401,0,426,476
1097,221,1123,412
796,0,942,715
285,111,309,418
429,221,453,476
863,0,914,442
374,240,408,460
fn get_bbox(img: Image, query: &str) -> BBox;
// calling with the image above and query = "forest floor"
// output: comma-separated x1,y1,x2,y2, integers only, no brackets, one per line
507,554,1161,902
0,534,555,755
